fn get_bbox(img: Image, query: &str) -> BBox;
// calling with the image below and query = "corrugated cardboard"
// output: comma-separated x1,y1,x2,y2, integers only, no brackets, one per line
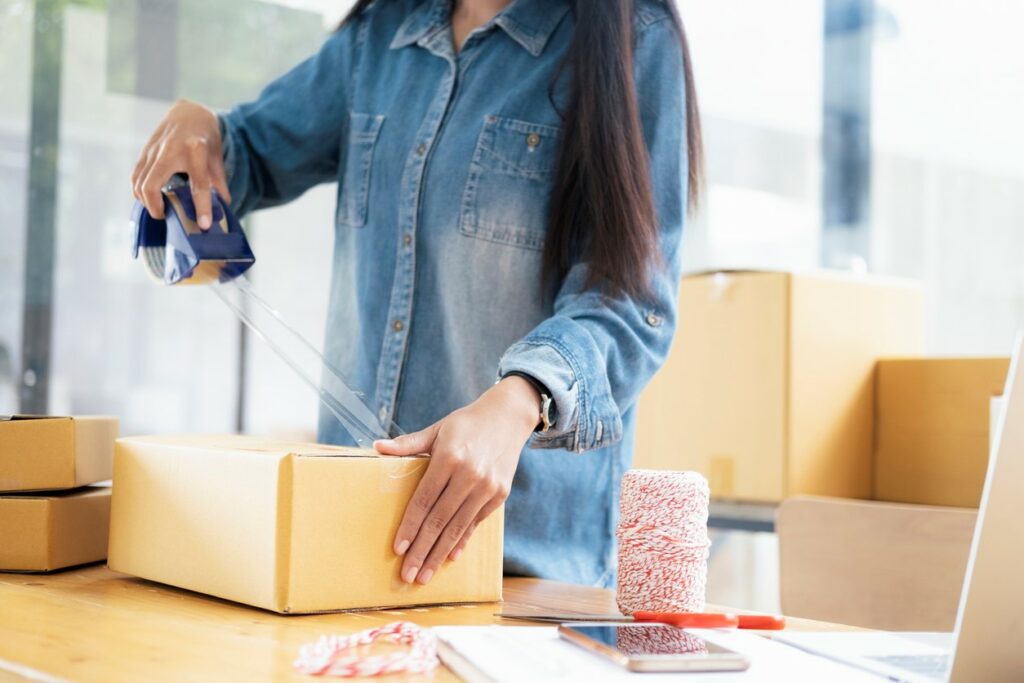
0,416,118,492
635,270,924,502
874,357,1009,507
108,434,504,614
0,486,111,572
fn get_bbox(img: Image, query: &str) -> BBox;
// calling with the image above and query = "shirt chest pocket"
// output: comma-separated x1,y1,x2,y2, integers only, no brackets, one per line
338,112,385,228
460,115,562,251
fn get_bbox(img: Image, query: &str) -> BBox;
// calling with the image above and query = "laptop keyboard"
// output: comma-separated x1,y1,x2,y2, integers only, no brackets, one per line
869,654,951,680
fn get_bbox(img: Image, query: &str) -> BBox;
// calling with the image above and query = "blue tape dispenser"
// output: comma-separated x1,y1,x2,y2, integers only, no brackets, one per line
131,175,254,285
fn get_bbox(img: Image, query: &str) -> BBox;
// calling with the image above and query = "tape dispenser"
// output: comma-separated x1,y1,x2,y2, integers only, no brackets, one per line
131,175,254,285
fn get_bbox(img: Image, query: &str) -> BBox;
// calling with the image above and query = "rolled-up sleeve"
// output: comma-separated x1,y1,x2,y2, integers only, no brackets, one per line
497,16,688,453
219,17,366,217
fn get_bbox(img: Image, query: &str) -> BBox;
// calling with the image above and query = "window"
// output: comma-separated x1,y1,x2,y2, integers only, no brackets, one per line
3,0,1022,437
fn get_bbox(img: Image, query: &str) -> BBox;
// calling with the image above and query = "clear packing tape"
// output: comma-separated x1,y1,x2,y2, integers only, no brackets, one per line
130,177,396,447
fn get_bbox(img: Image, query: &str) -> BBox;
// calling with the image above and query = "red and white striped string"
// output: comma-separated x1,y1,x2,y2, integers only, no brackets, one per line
616,469,710,615
293,621,438,677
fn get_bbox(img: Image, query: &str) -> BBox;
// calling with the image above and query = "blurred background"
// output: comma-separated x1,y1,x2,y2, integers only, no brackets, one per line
2,0,1022,607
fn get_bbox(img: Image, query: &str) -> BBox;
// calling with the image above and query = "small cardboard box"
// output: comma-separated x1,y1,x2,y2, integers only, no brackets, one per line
0,486,111,572
108,434,504,614
0,416,118,492
874,357,1010,507
635,270,924,502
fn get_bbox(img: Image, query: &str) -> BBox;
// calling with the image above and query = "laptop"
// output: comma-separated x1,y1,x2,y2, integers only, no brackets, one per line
776,334,1024,682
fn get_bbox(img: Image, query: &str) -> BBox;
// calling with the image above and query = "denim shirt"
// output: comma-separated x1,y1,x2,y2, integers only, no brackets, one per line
219,0,688,587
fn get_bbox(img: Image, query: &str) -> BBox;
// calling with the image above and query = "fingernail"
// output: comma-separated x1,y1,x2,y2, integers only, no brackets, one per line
403,566,419,584
198,214,211,229
450,547,463,562
374,439,396,449
395,539,410,556
417,568,434,585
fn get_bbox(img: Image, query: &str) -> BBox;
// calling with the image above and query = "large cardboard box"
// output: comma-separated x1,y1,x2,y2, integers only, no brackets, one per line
0,486,111,572
874,357,1009,507
108,434,504,614
0,416,118,492
635,271,924,502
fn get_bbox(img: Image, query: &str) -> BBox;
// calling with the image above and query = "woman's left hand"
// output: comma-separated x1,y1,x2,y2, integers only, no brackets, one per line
374,376,541,585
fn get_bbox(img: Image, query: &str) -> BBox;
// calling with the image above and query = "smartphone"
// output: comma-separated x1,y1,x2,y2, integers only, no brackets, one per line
557,623,750,673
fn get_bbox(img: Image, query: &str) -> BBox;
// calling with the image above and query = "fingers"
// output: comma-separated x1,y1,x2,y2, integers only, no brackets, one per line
447,520,476,562
140,157,170,219
399,478,478,585
186,138,213,230
449,494,505,561
416,488,491,582
131,145,156,205
374,423,439,456
398,461,512,585
393,455,449,557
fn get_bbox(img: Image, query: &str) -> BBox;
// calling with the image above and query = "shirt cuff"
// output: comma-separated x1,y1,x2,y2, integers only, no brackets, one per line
497,334,622,453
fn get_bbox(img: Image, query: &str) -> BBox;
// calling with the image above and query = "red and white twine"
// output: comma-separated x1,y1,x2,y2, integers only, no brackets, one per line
293,621,439,677
616,469,710,615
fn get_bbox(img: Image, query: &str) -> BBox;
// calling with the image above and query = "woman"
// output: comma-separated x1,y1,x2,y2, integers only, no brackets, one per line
131,0,701,588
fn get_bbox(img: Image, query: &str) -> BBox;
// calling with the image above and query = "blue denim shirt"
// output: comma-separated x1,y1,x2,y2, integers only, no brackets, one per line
219,0,688,587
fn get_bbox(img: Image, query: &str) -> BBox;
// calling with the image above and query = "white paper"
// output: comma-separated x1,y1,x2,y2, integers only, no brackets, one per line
433,626,882,682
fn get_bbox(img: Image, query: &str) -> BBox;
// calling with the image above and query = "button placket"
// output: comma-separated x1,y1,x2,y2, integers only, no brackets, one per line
374,41,460,426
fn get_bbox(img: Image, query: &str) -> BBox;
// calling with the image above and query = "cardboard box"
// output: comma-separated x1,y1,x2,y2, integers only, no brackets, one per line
874,357,1009,507
0,486,111,572
108,434,504,614
635,270,924,502
0,416,118,492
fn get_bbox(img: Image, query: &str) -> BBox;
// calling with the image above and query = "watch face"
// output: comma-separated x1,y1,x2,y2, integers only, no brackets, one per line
540,394,554,432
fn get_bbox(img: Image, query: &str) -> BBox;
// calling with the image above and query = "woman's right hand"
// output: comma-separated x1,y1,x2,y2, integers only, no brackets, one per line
131,99,230,230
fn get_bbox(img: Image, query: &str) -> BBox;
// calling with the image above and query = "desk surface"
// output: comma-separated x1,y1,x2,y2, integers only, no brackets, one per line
0,565,857,682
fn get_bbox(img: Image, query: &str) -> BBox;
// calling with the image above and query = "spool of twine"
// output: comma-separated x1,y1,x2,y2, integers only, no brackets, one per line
616,469,711,615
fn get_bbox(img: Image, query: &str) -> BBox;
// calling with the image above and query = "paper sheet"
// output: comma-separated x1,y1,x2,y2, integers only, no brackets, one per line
433,626,882,682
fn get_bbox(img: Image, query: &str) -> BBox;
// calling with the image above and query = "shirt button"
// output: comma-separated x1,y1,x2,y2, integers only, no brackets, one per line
392,320,404,332
416,143,427,155
526,132,540,149
402,233,413,246
378,405,388,423
645,312,662,327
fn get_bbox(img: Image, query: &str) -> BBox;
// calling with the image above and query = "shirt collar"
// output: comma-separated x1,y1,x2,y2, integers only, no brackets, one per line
390,0,570,58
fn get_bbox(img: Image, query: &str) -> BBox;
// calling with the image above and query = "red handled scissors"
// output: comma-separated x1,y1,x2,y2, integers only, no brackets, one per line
497,610,786,630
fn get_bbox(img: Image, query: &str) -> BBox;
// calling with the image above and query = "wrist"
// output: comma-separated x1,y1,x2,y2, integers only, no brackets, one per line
496,375,543,433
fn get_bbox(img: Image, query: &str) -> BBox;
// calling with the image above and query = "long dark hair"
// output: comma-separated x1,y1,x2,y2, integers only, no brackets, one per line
343,0,703,300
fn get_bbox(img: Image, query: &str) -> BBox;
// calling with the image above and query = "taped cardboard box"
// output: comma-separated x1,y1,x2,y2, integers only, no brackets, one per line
0,486,111,572
108,434,504,614
874,357,1009,507
0,416,118,492
635,270,924,502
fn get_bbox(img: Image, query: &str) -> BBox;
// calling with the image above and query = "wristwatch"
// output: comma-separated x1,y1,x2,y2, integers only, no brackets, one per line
502,371,557,433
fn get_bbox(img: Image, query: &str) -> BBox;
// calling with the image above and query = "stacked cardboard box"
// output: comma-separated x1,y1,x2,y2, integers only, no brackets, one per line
0,416,118,571
635,270,925,502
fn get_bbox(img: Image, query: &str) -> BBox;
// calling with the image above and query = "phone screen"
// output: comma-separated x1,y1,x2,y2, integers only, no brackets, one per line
565,624,736,657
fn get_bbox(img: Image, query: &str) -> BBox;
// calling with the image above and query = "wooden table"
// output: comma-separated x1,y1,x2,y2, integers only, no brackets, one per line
0,565,856,682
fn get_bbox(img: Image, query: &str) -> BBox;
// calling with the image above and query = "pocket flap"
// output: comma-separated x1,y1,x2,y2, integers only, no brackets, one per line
476,115,561,179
